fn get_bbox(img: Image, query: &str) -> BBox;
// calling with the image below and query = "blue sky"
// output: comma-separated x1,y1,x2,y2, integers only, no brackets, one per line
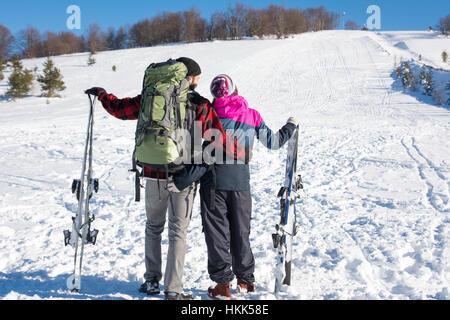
0,0,449,35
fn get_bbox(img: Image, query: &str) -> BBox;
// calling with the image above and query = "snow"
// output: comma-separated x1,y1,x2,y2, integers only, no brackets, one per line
376,31,450,70
0,30,449,300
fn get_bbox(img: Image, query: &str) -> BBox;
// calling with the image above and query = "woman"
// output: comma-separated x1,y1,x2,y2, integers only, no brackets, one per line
175,74,299,299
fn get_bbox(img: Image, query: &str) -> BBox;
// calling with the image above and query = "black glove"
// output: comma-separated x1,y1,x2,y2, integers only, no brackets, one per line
188,90,206,106
85,87,106,97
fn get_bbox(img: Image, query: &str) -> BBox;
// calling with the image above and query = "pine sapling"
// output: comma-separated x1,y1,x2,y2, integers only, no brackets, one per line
87,53,96,67
6,55,34,99
37,57,66,98
442,51,448,64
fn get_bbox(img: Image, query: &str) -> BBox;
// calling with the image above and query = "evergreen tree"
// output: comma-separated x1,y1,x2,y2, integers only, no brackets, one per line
432,84,444,105
398,61,417,90
446,81,450,106
0,59,6,81
402,62,412,88
395,59,403,78
409,71,419,91
8,54,21,69
37,56,66,97
443,51,448,64
6,55,34,98
420,67,434,96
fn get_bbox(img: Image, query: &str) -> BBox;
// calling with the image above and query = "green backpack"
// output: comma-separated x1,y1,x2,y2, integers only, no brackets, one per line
131,59,193,200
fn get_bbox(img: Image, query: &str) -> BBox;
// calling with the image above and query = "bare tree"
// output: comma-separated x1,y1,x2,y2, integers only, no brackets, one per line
196,16,207,42
115,26,128,49
327,11,340,30
59,31,84,54
42,31,66,56
151,16,166,44
163,12,183,43
266,5,288,39
0,25,14,61
208,10,228,40
17,26,41,58
0,4,342,58
183,9,196,42
345,20,359,30
86,24,106,53
106,27,116,50
437,14,450,35
18,28,84,57
285,8,308,35
129,19,153,47
129,14,181,47
183,7,207,43
246,9,264,37
104,26,128,50
224,2,248,40
306,6,339,32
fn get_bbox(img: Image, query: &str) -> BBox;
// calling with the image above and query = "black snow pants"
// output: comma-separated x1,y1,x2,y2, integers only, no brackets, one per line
200,187,255,284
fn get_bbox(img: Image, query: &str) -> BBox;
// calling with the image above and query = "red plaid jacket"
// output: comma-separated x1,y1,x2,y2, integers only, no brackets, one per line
98,91,245,179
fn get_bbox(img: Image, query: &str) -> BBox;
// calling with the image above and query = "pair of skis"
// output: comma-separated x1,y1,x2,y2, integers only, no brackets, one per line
273,126,303,293
63,94,99,292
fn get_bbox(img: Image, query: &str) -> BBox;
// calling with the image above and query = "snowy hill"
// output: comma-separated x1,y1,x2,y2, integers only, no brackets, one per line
0,30,449,300
377,31,450,70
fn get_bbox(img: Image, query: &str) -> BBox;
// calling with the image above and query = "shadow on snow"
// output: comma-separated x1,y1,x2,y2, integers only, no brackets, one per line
0,271,211,300
0,271,142,300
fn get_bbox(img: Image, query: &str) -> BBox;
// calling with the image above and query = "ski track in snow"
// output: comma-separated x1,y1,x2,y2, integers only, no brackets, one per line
0,31,449,300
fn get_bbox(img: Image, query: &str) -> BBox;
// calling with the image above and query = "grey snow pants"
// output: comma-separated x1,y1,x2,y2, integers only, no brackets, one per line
144,179,196,294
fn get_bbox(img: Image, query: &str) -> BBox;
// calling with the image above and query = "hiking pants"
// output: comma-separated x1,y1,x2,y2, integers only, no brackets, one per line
144,179,196,294
199,188,255,284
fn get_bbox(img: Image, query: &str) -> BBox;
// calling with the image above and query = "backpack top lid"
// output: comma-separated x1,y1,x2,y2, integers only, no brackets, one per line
143,60,189,91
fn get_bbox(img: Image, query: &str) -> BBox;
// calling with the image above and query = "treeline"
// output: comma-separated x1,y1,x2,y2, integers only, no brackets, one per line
437,14,450,35
127,4,340,45
0,3,339,60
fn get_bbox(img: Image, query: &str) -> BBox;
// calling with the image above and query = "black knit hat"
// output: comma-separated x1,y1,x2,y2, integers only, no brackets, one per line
176,57,201,77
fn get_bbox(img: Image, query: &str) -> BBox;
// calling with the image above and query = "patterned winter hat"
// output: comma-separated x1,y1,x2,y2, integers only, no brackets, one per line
210,74,236,99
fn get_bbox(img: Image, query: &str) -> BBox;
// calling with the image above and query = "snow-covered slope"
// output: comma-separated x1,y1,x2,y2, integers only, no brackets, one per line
376,31,450,70
0,30,449,300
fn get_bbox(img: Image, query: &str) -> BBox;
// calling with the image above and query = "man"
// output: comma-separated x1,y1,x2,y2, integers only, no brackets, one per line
85,57,244,300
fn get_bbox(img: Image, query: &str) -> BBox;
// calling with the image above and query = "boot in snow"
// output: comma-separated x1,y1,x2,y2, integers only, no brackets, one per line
237,279,255,294
139,278,160,296
208,282,232,300
165,292,193,300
